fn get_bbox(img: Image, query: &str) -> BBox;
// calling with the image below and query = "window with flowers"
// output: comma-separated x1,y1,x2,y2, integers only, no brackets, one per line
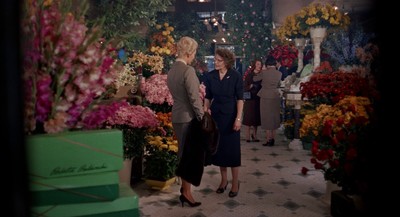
300,96,373,195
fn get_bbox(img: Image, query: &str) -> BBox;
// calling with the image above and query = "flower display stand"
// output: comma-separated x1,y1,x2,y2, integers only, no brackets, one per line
144,177,176,191
284,91,304,150
310,27,327,70
114,85,136,99
294,38,306,72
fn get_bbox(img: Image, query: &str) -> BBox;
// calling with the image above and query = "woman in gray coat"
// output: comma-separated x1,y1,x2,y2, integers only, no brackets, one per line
167,36,204,207
253,56,281,146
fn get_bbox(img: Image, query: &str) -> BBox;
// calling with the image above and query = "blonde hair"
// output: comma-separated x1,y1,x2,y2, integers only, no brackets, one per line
176,36,198,58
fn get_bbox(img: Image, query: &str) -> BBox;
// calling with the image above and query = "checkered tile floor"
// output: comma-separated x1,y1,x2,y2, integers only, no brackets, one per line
133,128,333,217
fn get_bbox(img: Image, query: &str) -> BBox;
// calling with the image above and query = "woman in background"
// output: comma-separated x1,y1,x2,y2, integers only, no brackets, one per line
242,59,262,142
253,55,281,146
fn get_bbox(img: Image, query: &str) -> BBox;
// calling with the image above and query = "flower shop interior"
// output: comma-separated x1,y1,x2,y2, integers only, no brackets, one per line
2,0,391,217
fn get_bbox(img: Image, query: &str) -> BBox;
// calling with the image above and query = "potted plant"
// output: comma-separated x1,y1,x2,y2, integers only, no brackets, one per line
101,102,159,183
300,96,373,195
143,112,179,190
143,135,178,190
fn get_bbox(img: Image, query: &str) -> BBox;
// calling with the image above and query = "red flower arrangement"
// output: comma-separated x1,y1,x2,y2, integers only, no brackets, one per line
300,71,377,105
314,61,333,74
301,96,373,194
269,44,298,68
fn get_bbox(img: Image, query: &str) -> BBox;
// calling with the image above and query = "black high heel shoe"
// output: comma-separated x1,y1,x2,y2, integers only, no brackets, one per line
216,183,228,194
179,194,201,207
267,139,275,146
251,135,260,142
228,183,240,198
263,139,274,146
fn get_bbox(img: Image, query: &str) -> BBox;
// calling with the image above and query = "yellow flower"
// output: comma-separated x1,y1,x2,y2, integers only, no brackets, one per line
276,2,350,42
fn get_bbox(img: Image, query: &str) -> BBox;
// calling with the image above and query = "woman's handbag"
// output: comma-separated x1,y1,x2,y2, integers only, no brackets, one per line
201,113,219,155
243,91,251,100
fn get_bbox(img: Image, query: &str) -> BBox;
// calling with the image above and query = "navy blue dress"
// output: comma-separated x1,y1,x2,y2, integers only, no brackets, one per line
204,68,243,167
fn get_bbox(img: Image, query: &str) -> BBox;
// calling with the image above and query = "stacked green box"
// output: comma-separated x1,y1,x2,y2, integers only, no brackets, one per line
31,184,139,217
30,172,120,206
27,129,139,216
26,129,124,178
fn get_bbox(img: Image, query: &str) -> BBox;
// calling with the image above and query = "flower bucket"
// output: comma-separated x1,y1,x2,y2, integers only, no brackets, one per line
145,177,176,191
322,181,341,205
294,38,306,72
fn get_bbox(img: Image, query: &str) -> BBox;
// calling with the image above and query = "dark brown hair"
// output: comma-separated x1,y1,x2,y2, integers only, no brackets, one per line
265,55,277,66
250,58,262,72
215,48,235,69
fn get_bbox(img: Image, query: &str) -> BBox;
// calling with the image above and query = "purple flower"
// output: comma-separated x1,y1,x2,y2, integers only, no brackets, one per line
22,1,122,134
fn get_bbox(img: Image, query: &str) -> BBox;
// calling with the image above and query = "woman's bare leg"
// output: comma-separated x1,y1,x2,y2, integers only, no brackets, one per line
230,167,240,192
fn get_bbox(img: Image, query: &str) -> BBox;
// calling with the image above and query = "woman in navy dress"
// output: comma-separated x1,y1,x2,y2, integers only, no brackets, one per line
204,48,244,198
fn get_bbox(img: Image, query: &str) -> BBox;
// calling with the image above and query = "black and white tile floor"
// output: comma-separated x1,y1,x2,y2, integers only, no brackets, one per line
133,128,332,217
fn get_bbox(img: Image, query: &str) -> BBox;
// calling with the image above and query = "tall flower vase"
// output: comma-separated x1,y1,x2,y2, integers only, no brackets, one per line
294,38,306,73
322,180,341,205
309,27,327,71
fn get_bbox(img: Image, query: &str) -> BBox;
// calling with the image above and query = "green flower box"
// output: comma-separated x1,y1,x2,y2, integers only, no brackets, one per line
30,172,119,206
26,129,123,178
31,184,139,217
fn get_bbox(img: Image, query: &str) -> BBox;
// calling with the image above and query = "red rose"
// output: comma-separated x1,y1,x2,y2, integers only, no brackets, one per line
301,167,309,175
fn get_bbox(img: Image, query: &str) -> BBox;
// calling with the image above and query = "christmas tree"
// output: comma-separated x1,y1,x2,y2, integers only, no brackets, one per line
224,0,272,67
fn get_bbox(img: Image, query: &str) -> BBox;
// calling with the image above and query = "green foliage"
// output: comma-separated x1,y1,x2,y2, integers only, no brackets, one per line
88,0,174,50
143,100,172,113
122,128,147,159
224,0,272,66
155,11,214,58
144,145,178,180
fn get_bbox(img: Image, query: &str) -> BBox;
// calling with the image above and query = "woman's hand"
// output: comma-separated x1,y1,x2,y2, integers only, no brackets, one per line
199,83,206,101
233,119,241,131
204,107,211,115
